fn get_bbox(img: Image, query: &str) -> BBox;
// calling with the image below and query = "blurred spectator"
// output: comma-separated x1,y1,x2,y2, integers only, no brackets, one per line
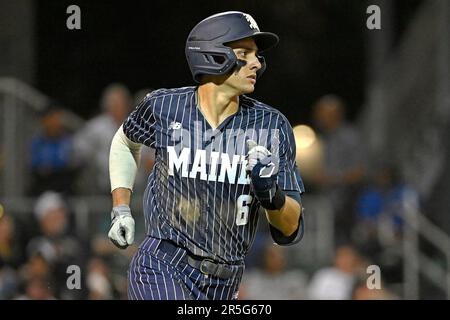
0,211,24,268
86,257,117,300
0,257,19,300
25,191,84,298
354,164,417,248
311,95,365,243
16,276,56,300
240,244,308,299
89,234,137,299
90,234,137,265
74,83,133,194
29,103,79,195
16,252,56,299
18,253,52,284
307,245,363,300
352,164,418,285
351,278,398,300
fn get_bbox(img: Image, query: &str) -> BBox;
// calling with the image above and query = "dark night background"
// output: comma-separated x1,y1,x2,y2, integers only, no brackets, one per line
34,0,423,125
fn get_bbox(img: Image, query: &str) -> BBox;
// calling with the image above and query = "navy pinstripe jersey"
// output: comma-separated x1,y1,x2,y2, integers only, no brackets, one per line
123,86,305,263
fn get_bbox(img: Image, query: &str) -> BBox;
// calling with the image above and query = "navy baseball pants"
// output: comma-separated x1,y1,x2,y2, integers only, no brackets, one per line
127,236,244,300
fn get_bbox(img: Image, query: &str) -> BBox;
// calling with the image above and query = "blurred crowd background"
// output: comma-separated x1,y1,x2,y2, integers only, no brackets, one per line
1,0,450,300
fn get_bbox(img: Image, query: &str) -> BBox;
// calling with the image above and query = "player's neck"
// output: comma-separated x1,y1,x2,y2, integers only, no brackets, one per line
197,83,239,129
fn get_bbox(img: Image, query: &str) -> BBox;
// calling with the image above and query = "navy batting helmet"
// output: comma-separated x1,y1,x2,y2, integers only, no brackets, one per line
185,11,279,83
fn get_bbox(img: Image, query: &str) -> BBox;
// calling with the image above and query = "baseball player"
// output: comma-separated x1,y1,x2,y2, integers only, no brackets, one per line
108,11,305,300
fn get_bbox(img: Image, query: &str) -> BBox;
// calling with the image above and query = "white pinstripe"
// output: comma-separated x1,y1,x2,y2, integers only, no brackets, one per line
127,95,150,138
171,277,178,300
245,110,272,249
149,253,160,300
146,240,157,300
181,280,187,300
164,95,174,241
137,101,157,145
129,254,140,299
177,93,189,243
212,278,219,300
212,123,224,258
135,251,145,299
157,260,168,300
223,116,239,259
239,104,253,252
236,116,249,256
237,106,258,257
219,277,227,300
158,95,166,154
192,110,201,253
172,255,192,300
188,93,194,248
242,106,261,254
189,270,201,300
136,250,146,299
173,94,184,246
133,251,143,300
146,176,159,238
225,272,236,300
195,273,203,300
203,115,210,252
230,271,240,300
205,273,215,299
131,97,157,145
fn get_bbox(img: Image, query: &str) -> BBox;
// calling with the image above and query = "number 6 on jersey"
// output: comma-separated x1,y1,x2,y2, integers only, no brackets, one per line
236,195,253,226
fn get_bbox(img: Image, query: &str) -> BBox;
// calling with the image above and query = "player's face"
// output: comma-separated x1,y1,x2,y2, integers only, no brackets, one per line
225,38,262,94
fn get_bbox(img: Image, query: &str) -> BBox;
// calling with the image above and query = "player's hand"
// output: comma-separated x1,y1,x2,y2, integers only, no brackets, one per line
250,155,279,195
245,139,272,174
246,140,280,204
108,204,135,249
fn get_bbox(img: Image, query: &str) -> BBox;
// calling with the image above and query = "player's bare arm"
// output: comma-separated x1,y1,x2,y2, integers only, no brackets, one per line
265,196,301,237
112,187,131,207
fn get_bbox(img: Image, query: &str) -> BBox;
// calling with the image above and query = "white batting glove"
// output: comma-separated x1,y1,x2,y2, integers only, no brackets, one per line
246,140,272,174
108,204,135,249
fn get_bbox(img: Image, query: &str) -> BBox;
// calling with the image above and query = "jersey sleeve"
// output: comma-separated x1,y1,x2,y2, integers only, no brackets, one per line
122,92,158,148
268,170,305,246
275,118,305,193
267,118,306,246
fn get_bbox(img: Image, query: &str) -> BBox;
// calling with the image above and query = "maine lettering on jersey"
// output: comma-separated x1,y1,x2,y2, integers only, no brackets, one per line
167,146,251,185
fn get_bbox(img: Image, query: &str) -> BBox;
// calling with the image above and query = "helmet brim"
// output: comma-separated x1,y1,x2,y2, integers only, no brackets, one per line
252,32,279,53
223,32,279,53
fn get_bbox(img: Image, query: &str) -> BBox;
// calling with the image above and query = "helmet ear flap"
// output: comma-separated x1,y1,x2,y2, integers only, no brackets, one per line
190,49,237,83
256,55,266,79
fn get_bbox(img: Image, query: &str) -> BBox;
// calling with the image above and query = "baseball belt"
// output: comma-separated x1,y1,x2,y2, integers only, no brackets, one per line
157,239,235,280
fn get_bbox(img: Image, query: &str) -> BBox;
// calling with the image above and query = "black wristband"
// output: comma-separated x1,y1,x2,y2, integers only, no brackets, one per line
258,185,286,211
